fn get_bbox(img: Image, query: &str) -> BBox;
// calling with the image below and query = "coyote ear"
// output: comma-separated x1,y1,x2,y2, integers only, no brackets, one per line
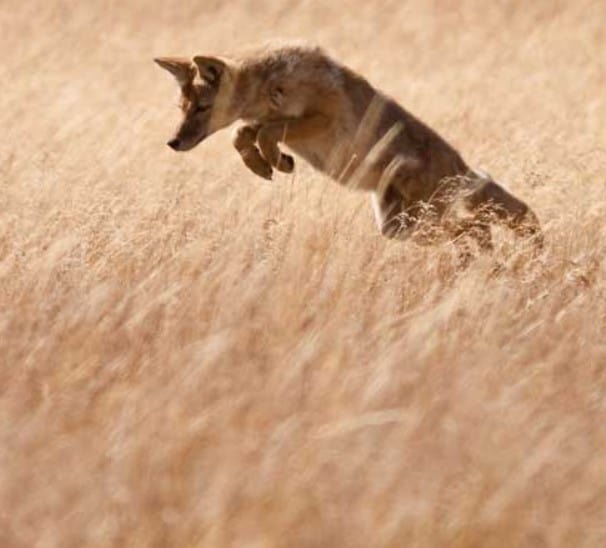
193,56,227,85
154,57,195,87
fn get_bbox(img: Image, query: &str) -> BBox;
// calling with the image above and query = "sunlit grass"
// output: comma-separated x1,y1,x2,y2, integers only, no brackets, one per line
1,1,606,545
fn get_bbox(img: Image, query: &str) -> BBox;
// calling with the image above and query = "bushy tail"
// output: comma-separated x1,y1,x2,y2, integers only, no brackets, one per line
464,174,544,249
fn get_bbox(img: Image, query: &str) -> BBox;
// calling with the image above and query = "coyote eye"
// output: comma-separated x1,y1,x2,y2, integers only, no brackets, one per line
195,104,210,114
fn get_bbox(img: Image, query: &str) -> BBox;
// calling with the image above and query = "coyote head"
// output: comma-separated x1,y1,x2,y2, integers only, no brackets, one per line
154,56,235,151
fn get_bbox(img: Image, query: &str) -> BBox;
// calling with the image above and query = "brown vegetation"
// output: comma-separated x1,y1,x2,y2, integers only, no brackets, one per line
1,1,606,546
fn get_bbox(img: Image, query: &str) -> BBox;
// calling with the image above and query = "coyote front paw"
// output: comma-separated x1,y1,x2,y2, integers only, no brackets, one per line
276,153,295,173
242,148,273,180
257,126,295,175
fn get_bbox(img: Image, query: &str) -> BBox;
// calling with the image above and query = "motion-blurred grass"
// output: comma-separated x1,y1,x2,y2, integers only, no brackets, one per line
1,1,606,546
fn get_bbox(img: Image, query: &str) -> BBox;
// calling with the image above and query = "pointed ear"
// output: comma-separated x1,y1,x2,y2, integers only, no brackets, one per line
154,57,195,87
193,56,228,85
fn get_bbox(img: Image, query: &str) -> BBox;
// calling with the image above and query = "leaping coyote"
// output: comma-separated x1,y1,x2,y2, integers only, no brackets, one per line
155,42,542,249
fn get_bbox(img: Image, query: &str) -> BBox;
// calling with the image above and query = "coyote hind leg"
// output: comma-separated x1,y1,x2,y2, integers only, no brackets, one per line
464,179,543,249
448,218,493,252
371,185,415,239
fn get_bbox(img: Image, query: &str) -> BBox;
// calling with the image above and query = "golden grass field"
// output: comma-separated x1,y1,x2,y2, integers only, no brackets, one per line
2,1,606,546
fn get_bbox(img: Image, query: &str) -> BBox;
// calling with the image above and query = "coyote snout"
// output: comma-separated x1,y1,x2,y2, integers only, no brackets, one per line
167,136,205,151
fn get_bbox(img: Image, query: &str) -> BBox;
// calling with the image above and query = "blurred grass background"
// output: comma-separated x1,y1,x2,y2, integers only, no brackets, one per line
1,1,606,546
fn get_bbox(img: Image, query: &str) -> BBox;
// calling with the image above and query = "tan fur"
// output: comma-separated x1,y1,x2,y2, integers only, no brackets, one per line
155,42,542,249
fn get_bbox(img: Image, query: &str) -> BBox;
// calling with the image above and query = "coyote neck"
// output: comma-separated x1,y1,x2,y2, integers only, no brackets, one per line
231,65,273,122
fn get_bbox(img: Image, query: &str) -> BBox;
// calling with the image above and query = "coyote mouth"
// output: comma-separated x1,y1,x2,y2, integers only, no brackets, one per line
184,133,208,150
172,133,207,151
192,133,208,147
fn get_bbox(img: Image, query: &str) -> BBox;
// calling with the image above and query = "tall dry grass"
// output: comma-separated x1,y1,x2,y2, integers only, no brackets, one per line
1,0,606,546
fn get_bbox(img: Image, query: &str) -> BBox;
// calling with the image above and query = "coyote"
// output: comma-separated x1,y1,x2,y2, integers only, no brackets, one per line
155,42,542,249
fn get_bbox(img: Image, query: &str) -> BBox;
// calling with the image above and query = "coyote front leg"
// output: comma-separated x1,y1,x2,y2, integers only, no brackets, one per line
256,113,330,175
233,114,329,179
232,124,273,180
231,123,294,179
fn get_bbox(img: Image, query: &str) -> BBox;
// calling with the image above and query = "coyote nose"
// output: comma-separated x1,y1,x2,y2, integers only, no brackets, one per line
167,138,181,150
